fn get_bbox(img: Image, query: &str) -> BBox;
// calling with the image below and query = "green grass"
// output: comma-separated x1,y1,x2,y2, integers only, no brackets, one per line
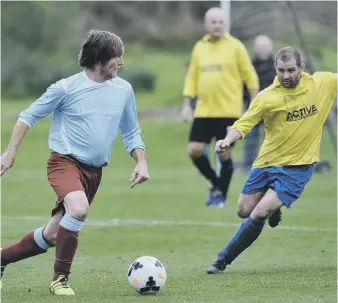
1,111,337,302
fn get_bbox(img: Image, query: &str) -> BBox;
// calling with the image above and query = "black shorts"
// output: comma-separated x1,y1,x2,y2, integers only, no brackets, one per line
189,118,237,145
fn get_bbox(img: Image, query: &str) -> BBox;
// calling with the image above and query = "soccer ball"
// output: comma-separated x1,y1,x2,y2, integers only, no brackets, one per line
127,256,167,295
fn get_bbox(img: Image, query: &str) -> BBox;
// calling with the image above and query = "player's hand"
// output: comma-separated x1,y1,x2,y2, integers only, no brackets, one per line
0,149,16,176
181,104,193,123
129,161,150,189
215,139,231,154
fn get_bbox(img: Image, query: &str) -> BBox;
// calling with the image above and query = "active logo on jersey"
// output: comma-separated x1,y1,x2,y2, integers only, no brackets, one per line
200,64,223,72
286,105,318,122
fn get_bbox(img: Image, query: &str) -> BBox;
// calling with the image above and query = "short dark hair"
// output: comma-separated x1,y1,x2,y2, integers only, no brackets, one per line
275,47,302,67
78,30,124,70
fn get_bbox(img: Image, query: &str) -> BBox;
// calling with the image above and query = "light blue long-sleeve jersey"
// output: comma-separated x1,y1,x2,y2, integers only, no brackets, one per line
19,71,145,167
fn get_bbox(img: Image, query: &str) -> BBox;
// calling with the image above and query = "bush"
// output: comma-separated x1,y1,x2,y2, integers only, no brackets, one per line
119,69,157,92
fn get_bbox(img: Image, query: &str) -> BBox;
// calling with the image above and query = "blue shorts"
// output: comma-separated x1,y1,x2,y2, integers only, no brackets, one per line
242,164,315,208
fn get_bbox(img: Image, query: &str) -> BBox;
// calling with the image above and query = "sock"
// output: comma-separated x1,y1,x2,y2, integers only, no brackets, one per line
1,227,52,268
215,154,221,177
53,215,84,280
203,145,209,158
191,155,219,187
219,158,234,199
217,217,264,265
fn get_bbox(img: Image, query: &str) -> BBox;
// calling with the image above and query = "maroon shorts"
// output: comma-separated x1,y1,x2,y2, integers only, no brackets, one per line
47,152,102,216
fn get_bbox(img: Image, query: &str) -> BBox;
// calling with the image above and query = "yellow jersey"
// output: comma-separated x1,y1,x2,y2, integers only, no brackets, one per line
233,72,337,168
183,34,259,118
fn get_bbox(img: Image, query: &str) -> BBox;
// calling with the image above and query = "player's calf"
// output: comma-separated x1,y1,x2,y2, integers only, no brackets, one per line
52,191,87,282
207,216,265,274
207,189,282,274
0,211,61,285
0,226,54,281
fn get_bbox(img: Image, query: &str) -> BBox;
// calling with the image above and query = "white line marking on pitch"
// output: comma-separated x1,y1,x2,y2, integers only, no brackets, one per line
1,216,336,232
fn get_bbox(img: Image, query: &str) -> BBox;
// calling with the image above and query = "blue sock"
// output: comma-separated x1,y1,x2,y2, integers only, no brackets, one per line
59,215,84,232
34,227,53,251
203,145,209,158
217,217,264,264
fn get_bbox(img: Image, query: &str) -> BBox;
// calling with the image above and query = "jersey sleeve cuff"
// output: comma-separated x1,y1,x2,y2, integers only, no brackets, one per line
233,126,247,140
18,117,34,128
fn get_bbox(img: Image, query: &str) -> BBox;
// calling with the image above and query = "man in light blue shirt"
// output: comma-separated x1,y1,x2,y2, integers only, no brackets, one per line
0,30,149,296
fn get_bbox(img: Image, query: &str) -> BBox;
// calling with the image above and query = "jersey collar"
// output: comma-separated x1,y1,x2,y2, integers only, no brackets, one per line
202,33,230,43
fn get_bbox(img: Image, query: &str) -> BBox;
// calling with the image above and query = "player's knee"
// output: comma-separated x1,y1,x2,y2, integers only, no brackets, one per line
236,204,251,218
68,204,89,220
236,194,256,218
237,202,252,219
187,143,204,158
64,191,89,220
251,206,271,221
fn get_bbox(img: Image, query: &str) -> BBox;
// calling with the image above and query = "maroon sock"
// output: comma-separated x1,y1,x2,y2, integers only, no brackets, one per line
53,225,79,280
1,231,47,268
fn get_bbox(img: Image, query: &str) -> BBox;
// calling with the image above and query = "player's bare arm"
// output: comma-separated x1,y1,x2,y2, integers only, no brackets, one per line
130,148,150,188
0,121,30,176
181,96,193,122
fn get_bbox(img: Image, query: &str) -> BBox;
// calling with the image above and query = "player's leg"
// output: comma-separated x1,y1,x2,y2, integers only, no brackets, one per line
188,118,221,205
53,191,88,279
47,153,102,295
207,164,315,274
236,191,266,219
267,164,315,228
217,145,233,195
207,167,269,273
199,133,219,177
215,118,238,203
49,191,89,296
215,151,222,176
190,99,205,177
202,143,210,161
207,188,282,274
202,144,215,188
0,210,62,277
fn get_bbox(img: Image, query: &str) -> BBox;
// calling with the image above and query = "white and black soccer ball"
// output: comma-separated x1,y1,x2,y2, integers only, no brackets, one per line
127,256,167,295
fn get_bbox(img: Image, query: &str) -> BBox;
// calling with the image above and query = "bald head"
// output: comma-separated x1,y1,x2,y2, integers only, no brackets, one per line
205,7,224,21
254,35,273,59
204,7,226,39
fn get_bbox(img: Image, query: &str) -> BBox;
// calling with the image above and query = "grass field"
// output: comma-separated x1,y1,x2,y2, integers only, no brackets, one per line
1,104,337,303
